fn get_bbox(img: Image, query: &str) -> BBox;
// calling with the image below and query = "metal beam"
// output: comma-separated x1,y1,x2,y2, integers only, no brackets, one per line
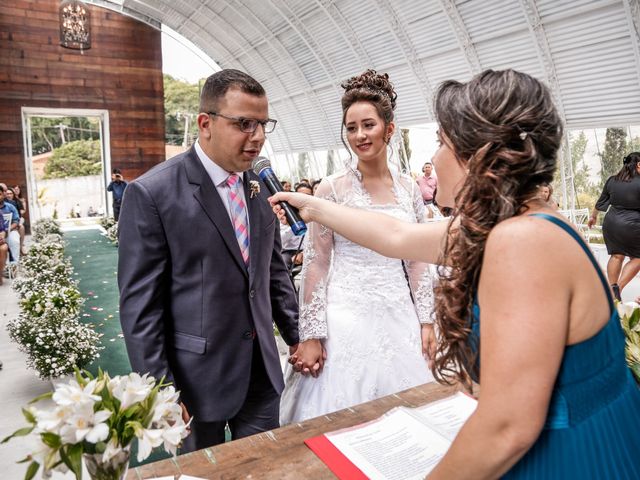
437,0,482,76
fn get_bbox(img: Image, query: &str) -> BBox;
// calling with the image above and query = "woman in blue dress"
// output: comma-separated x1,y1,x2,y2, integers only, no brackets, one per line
272,69,640,478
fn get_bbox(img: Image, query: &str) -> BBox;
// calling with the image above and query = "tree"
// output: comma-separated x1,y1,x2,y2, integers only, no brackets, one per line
599,127,627,185
43,140,102,179
570,131,597,198
30,117,99,155
326,149,337,176
297,152,310,180
397,129,412,173
628,135,640,153
163,75,201,146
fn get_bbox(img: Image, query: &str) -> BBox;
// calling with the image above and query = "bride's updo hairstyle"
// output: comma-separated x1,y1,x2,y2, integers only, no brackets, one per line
432,69,564,388
340,69,397,153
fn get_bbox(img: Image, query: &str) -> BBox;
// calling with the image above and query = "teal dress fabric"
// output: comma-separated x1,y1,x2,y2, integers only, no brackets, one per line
470,213,640,479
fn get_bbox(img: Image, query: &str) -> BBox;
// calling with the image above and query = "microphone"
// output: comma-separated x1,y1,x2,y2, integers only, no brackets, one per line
252,156,307,236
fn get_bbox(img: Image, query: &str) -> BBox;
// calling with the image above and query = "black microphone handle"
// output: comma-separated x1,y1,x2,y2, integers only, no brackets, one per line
260,170,306,229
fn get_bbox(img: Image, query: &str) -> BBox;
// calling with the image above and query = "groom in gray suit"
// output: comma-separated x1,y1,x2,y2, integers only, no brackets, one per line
118,69,299,452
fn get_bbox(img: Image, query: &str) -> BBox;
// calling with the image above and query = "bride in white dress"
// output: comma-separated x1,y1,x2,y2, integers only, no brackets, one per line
280,70,436,424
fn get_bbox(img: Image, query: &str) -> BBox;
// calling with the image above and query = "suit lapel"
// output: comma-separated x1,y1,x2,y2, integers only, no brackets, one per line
244,171,261,284
185,150,248,277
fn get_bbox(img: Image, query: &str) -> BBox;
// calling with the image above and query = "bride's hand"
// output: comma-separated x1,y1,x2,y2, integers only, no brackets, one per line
421,324,436,370
269,192,316,224
288,339,326,378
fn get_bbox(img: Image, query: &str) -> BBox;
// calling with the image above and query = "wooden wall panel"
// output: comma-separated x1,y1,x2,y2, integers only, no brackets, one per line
0,0,165,220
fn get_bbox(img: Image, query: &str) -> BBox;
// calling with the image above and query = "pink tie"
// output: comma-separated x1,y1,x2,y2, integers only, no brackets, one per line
226,174,250,266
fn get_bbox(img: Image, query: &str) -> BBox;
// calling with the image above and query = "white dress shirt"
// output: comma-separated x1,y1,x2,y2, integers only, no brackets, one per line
195,140,249,226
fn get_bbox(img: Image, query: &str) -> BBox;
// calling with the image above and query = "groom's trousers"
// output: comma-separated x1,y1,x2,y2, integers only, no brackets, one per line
180,339,280,453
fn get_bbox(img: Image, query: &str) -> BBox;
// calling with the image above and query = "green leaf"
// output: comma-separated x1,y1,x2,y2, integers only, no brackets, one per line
24,461,40,480
28,391,53,405
41,432,62,449
629,309,640,329
22,408,36,424
2,426,35,443
60,444,83,479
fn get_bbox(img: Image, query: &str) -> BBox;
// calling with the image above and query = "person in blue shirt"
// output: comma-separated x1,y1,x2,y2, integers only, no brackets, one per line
106,168,128,221
0,193,20,263
0,209,8,286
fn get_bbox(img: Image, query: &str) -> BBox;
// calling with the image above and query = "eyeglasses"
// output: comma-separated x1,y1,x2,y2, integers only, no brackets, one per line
206,112,277,134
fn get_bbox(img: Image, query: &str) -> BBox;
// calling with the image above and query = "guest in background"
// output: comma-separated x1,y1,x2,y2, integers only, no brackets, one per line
294,182,313,196
417,161,438,204
4,187,26,255
311,179,322,195
538,182,559,210
588,152,640,301
107,168,127,221
0,192,20,264
282,180,292,192
0,214,8,285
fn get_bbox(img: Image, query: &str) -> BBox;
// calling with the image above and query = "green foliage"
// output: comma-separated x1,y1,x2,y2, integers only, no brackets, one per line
163,74,200,146
628,135,640,153
297,152,310,179
30,117,100,155
326,150,337,176
44,140,102,179
599,128,627,185
398,128,412,173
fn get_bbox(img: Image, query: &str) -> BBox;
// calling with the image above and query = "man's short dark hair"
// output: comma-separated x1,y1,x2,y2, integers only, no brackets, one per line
294,183,312,192
199,69,266,112
112,168,122,175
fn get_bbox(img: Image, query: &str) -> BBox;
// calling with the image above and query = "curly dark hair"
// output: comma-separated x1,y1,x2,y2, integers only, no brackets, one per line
432,69,564,388
340,70,397,154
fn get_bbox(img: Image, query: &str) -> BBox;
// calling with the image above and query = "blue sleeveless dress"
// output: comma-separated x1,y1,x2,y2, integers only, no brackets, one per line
470,213,640,479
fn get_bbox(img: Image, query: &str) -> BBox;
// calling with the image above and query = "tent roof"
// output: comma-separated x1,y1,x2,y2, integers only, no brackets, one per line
90,0,640,153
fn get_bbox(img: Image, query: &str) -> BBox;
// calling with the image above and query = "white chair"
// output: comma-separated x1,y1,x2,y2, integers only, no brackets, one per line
558,208,601,242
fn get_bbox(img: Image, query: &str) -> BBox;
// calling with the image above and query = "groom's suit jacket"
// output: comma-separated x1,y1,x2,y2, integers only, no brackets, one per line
118,146,299,422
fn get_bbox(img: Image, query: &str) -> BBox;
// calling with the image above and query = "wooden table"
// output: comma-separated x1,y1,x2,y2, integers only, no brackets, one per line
127,382,466,480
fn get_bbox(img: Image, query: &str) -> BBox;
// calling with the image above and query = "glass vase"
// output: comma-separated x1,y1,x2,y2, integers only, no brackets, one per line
83,448,130,480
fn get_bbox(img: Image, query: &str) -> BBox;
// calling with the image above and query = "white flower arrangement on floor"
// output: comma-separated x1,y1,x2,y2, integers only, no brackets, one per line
2,370,190,480
7,314,102,379
618,301,640,382
104,223,118,246
32,217,63,241
99,216,116,231
8,218,102,379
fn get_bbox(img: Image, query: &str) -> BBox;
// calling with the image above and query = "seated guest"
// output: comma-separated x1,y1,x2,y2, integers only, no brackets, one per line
4,187,26,255
0,215,8,285
282,180,292,192
271,69,640,478
0,191,20,264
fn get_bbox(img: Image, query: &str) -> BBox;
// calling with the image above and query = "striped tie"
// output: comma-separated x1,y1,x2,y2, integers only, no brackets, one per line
226,174,250,266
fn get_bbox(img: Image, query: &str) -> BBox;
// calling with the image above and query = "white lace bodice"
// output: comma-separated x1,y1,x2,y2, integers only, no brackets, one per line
298,168,436,342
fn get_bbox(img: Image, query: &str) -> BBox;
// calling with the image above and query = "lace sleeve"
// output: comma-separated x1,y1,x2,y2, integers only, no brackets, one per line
298,179,335,341
404,178,437,324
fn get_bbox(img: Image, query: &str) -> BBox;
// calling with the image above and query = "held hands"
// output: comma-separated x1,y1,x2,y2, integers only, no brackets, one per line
268,192,315,225
421,324,437,370
288,339,327,378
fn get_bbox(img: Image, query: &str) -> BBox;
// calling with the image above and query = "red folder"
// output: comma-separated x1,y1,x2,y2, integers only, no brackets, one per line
305,434,369,479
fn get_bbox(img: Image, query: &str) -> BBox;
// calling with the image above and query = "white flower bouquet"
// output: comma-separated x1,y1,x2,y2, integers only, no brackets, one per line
618,301,640,382
32,218,63,241
19,284,85,320
2,370,190,480
7,313,102,379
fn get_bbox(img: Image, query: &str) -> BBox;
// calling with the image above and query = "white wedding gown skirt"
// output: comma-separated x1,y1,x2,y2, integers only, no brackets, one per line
280,205,435,424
